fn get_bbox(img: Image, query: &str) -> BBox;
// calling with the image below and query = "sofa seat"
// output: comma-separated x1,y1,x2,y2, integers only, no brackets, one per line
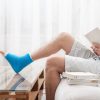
55,79,100,100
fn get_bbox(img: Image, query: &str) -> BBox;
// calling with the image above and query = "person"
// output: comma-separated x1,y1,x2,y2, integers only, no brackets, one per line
0,32,100,100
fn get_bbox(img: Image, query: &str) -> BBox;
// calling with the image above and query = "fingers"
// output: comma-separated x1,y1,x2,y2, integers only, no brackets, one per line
0,51,5,56
92,43,100,55
93,48,100,56
92,42,100,48
91,45,95,49
91,45,100,55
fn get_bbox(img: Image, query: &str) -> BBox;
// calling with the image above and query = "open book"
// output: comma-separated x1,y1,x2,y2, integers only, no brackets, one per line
77,27,100,55
85,27,100,44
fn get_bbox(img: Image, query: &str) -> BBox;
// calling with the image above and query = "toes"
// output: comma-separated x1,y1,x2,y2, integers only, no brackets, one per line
0,51,5,56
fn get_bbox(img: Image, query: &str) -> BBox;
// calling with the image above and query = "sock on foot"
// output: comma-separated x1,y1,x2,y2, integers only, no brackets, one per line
5,53,33,73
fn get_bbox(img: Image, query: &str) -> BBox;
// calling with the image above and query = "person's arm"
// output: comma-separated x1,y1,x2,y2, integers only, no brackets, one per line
91,42,100,56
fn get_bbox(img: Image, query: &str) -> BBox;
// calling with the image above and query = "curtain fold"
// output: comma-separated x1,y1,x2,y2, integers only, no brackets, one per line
0,0,100,65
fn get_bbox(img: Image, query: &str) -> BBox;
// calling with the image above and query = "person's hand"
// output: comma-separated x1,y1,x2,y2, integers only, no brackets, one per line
0,51,5,56
91,42,100,56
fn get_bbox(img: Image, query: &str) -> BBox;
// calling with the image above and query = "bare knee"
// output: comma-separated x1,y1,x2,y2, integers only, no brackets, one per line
58,32,74,52
58,32,72,40
46,57,58,73
58,32,74,43
45,56,65,73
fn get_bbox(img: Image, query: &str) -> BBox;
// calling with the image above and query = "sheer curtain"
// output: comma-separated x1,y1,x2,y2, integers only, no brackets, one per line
0,0,100,65
72,0,100,35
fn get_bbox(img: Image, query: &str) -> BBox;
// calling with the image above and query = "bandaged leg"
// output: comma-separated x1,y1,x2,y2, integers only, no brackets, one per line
5,53,33,73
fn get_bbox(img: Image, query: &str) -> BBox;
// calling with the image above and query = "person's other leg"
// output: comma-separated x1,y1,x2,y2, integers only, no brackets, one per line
45,56,65,100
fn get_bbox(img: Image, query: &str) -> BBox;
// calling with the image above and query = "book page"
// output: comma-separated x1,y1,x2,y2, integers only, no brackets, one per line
85,27,100,44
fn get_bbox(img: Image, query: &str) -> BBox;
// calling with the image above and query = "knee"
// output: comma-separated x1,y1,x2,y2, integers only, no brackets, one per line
58,32,71,40
58,32,73,44
45,56,58,73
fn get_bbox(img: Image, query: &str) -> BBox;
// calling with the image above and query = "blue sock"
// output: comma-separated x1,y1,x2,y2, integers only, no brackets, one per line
5,53,33,73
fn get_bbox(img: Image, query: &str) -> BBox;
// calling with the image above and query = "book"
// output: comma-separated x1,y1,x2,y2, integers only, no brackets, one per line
62,72,99,86
77,27,100,55
85,27,100,44
62,72,99,80
66,78,99,86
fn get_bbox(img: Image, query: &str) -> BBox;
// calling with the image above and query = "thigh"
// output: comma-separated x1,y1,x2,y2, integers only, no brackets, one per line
65,55,100,74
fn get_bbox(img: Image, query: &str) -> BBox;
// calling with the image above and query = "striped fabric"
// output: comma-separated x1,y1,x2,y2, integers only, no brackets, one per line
0,63,44,92
0,67,31,91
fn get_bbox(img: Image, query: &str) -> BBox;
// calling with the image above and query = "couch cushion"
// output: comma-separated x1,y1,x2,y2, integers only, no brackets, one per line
55,79,100,100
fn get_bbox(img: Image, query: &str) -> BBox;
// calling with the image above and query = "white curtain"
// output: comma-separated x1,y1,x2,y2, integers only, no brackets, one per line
0,0,100,65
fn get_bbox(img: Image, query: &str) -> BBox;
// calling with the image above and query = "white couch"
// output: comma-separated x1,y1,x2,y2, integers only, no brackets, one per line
55,79,100,100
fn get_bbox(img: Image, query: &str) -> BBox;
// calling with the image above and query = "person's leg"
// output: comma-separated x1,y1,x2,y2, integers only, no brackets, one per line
1,32,74,58
45,56,65,100
0,32,74,73
31,32,74,60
